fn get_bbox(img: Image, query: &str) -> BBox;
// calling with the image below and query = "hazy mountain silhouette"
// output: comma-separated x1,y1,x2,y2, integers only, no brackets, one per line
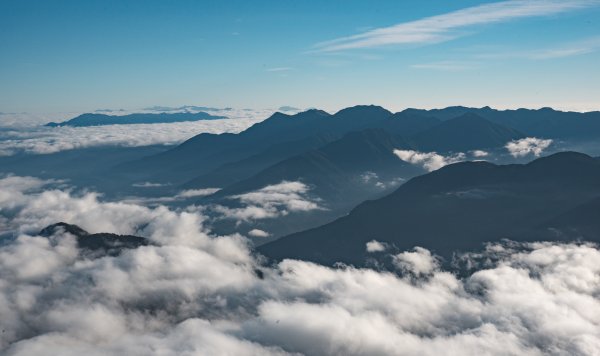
403,106,600,139
46,111,226,127
259,152,600,265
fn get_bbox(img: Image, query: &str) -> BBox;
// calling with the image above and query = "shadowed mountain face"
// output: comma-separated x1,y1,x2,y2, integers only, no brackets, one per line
201,128,425,241
46,112,226,127
409,113,525,152
210,128,419,202
258,152,600,266
40,222,148,256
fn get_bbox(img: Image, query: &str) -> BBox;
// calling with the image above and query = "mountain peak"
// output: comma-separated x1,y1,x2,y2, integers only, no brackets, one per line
334,105,392,118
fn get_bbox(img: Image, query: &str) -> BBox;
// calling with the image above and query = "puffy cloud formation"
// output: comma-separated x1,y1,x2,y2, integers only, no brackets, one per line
366,240,387,253
506,137,553,158
213,181,323,221
471,150,489,157
248,229,270,238
2,176,600,355
394,149,466,171
0,108,272,156
393,247,439,276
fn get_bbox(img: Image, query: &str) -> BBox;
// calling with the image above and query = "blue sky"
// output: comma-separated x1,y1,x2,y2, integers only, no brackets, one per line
1,0,600,114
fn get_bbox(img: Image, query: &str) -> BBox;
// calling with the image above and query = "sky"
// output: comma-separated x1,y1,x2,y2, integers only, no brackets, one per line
1,0,600,115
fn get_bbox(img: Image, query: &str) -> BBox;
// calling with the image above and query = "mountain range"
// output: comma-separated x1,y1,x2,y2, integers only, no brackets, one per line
46,111,227,127
7,105,600,249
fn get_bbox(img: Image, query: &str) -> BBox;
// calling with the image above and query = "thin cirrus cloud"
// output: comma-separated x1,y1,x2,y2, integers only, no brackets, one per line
479,35,600,60
314,0,598,52
265,67,293,72
410,61,479,71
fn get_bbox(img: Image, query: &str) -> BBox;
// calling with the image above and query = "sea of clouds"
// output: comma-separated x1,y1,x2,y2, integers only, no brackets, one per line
1,175,599,355
0,108,277,156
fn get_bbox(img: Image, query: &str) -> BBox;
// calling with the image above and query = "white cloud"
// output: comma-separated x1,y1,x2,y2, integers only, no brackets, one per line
505,137,553,157
214,181,323,221
471,150,489,157
248,229,270,238
2,177,600,355
314,0,597,52
132,182,169,188
366,240,387,253
393,247,439,276
176,188,220,199
394,149,465,171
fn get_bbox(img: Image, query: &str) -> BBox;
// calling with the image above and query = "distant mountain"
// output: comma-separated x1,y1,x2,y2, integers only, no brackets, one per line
46,111,227,127
40,222,149,256
409,113,524,152
403,106,600,139
259,152,600,266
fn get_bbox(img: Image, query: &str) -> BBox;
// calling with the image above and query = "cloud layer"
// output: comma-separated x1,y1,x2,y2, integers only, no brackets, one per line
2,175,600,355
0,108,272,156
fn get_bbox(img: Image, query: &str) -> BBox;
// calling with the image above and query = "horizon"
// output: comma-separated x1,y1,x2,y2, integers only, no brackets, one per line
2,0,600,116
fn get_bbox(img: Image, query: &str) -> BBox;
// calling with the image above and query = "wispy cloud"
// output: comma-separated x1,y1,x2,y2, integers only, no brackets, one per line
314,0,598,52
266,67,293,72
411,61,478,71
480,35,600,60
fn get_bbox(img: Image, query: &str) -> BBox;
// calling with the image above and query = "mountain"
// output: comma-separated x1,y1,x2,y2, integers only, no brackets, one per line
117,106,401,184
409,113,525,152
183,108,439,190
40,222,149,256
182,134,337,188
403,106,600,140
210,128,419,202
46,111,226,127
378,112,441,136
202,128,425,241
115,109,333,183
258,152,600,266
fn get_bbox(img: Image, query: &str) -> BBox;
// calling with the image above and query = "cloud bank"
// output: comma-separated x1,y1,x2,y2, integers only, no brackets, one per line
1,176,600,355
0,108,272,156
